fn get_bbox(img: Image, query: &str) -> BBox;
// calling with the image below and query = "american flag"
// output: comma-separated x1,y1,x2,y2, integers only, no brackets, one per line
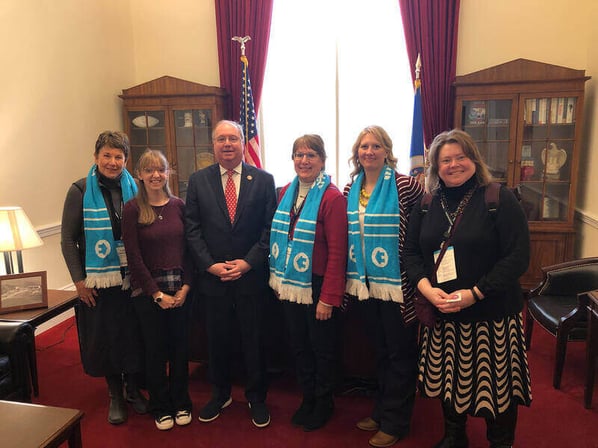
239,55,262,168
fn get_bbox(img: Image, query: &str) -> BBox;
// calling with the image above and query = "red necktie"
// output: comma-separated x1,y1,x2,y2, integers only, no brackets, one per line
225,169,237,222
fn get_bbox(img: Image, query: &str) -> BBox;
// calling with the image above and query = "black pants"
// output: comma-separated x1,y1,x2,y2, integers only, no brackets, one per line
282,276,340,401
204,286,268,404
75,286,144,377
360,299,418,438
133,294,191,417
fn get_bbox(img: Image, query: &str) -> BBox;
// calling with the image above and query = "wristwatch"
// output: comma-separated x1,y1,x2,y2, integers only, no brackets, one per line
153,292,163,303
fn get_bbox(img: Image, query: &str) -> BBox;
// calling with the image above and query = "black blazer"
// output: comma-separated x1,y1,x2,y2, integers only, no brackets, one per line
185,162,277,295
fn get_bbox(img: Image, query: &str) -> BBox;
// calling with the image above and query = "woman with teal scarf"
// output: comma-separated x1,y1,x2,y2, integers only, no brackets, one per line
269,134,347,431
344,125,424,448
61,131,147,425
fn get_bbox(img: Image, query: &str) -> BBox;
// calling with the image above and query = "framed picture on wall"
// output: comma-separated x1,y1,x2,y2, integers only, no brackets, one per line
0,271,48,314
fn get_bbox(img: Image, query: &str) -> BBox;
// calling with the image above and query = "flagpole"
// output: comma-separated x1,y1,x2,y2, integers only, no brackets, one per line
232,35,262,168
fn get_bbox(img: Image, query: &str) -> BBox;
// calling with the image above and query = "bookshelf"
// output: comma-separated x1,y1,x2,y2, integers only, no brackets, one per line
120,76,229,200
454,59,590,288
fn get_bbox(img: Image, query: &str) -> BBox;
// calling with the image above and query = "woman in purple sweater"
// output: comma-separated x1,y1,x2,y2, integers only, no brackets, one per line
122,149,193,431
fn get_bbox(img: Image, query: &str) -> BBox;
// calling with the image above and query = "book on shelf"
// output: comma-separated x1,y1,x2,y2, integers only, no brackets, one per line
566,97,575,123
524,99,535,124
538,98,547,124
557,98,565,123
550,99,558,124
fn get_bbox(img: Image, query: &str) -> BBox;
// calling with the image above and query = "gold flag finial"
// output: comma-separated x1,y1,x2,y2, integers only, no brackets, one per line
415,53,422,80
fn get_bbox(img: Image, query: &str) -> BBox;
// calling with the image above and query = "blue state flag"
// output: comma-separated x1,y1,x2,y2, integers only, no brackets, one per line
409,78,425,184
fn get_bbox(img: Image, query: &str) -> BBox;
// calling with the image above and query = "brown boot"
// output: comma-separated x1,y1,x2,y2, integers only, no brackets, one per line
369,430,399,447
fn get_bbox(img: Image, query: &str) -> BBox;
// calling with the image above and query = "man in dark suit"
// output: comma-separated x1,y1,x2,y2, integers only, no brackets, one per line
186,120,277,428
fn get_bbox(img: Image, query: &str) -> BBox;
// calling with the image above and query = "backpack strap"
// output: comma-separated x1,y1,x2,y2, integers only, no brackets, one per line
420,192,433,213
485,182,501,213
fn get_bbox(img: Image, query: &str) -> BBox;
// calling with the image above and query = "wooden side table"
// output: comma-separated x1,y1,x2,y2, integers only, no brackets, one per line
585,289,598,409
0,400,84,447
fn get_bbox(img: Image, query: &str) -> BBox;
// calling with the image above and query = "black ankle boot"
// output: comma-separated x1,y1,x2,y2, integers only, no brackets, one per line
434,403,469,448
124,373,149,415
291,396,315,427
106,374,127,425
485,405,517,448
303,396,334,432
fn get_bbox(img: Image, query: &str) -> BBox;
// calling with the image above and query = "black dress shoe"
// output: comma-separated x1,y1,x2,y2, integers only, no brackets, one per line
433,436,469,448
291,398,315,427
303,397,333,432
126,389,149,414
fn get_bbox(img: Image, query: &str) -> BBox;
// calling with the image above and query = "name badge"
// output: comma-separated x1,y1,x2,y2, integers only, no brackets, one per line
434,246,457,283
116,241,128,267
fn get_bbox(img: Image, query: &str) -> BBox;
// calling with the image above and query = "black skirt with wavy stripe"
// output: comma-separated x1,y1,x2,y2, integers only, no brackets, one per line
418,312,532,418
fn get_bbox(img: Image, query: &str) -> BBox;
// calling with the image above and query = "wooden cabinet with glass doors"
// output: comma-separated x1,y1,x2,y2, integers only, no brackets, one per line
120,76,228,200
453,59,590,289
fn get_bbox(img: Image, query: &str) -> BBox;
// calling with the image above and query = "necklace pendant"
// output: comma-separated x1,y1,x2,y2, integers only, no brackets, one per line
158,215,163,220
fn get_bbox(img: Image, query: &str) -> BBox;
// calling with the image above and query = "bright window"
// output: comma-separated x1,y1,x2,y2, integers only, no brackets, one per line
261,0,414,188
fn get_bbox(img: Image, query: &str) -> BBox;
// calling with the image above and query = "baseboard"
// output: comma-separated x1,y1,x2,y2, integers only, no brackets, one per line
36,308,75,335
36,284,76,335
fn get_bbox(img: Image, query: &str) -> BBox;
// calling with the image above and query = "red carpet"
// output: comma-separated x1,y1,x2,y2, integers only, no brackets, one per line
33,317,598,448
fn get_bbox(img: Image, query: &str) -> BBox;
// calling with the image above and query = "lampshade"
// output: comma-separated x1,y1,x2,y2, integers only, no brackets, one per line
0,206,44,251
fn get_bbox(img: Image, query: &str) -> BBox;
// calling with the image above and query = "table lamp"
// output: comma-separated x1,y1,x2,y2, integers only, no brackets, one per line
0,206,44,274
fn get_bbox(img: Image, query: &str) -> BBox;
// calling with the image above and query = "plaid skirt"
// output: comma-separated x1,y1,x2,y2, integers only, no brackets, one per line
418,312,532,419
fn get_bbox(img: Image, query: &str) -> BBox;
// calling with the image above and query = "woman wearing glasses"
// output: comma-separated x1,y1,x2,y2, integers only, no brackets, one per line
269,134,347,431
122,149,193,431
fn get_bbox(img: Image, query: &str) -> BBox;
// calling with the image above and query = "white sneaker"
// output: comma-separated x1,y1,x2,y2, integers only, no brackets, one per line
175,410,192,426
155,415,174,431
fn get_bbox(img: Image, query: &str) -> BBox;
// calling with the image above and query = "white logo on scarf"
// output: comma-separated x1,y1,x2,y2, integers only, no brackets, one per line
371,247,388,267
95,240,111,259
293,252,310,272
349,244,356,262
271,242,279,259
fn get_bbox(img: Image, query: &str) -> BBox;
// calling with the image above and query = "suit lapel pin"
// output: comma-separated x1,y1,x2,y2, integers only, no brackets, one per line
247,175,253,181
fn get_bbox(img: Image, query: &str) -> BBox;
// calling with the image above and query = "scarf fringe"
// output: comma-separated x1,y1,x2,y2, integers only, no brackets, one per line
270,273,313,304
368,282,404,303
85,272,125,289
345,278,370,301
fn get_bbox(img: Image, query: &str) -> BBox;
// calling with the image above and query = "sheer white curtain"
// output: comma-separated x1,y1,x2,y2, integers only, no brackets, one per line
261,0,413,188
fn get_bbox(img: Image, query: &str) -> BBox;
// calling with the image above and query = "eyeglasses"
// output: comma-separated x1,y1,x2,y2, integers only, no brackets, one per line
215,135,241,144
439,155,469,166
142,167,168,175
293,152,319,160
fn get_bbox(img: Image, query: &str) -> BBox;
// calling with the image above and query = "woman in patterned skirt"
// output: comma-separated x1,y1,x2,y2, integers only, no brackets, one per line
404,129,532,448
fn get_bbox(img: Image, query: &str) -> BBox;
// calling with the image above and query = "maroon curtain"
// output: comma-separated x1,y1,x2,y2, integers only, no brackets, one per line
215,0,273,120
399,0,460,147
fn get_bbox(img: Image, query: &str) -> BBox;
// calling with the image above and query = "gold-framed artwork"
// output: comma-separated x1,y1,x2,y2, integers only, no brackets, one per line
0,271,48,314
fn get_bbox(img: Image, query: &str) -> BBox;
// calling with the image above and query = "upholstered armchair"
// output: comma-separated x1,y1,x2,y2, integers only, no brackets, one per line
525,257,598,389
0,321,34,402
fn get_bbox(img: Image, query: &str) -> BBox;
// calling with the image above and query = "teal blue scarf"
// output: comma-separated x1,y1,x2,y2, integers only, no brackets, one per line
346,166,403,302
83,165,137,289
269,171,330,304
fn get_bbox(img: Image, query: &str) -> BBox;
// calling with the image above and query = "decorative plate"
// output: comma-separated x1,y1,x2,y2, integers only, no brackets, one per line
132,115,159,128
